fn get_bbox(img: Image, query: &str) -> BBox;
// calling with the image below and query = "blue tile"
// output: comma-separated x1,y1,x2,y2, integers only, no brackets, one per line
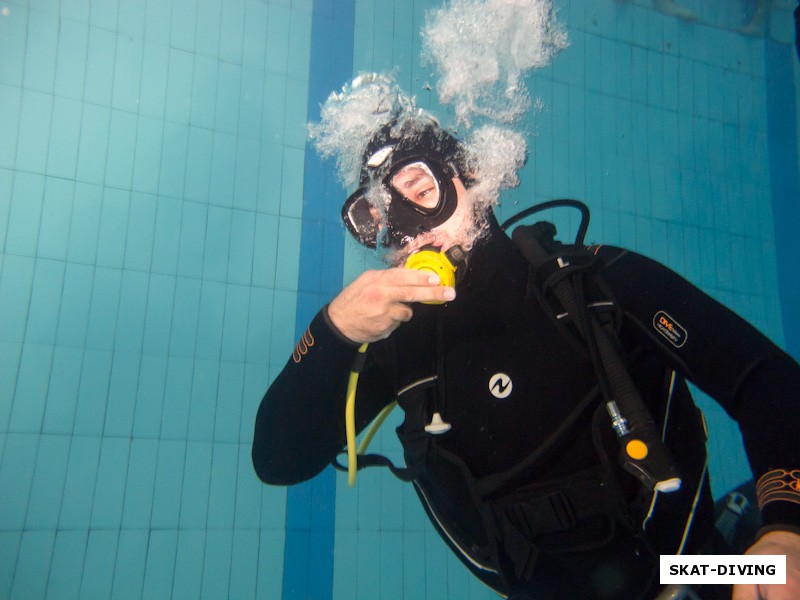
37,178,74,260
25,259,65,342
72,348,113,436
42,346,82,434
202,530,234,598
184,126,213,202
246,287,273,363
283,77,308,149
150,439,186,528
168,276,201,357
24,433,70,529
243,3,268,70
173,530,206,599
187,357,219,440
90,436,130,528
124,193,157,271
105,111,138,190
112,37,144,113
121,438,158,528
133,117,164,194
233,137,259,211
215,62,241,135
46,529,88,599
47,96,82,179
15,90,52,174
0,341,22,431
142,530,178,599
58,434,100,529
195,0,223,57
227,209,255,284
118,0,146,38
6,172,44,257
270,289,296,358
84,27,116,106
76,104,111,185
171,0,198,52
262,74,287,146
265,4,290,76
144,0,171,45
0,4,27,87
55,262,93,347
159,356,192,440
111,530,148,600
275,216,301,290
257,142,282,214
141,273,175,355
85,267,122,350
207,442,237,528
160,123,190,201
0,87,21,170
252,213,278,287
0,254,35,342
239,68,264,139
80,530,118,599
234,442,263,527
103,351,141,436
132,354,167,438
219,284,248,362
229,530,259,600
10,531,55,600
0,433,38,529
219,0,245,64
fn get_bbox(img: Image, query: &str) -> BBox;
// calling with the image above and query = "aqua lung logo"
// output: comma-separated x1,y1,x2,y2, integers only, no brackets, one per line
653,311,687,348
489,373,513,399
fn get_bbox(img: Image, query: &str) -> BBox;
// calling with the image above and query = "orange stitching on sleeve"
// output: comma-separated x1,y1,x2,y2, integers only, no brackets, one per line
292,326,315,363
756,469,800,509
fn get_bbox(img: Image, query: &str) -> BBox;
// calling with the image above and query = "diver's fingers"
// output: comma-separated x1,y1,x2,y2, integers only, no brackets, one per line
380,268,456,304
381,267,442,287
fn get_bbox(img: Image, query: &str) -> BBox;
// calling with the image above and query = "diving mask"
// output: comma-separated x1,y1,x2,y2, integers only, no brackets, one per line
342,157,459,249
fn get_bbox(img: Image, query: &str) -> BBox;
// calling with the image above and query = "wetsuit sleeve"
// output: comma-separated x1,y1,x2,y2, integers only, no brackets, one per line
251,306,395,485
595,246,800,531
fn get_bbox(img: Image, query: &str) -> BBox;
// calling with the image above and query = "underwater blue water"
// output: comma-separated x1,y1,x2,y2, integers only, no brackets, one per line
0,0,798,598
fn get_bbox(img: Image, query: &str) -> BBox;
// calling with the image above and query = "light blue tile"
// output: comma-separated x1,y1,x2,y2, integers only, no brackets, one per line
90,437,130,528
256,528,285,600
96,188,129,268
7,172,45,258
144,0,171,45
173,530,206,599
150,439,186,528
25,259,64,345
269,289,296,359
265,4,290,76
168,276,201,357
195,0,223,57
179,441,212,528
242,2,268,70
191,55,219,130
171,0,198,52
215,62,241,135
279,146,304,218
15,90,52,175
84,27,116,106
238,68,264,140
262,74,287,145
139,42,169,118
132,354,167,438
110,282,146,359
203,206,231,281
76,104,111,185
0,254,35,342
209,132,237,208
283,76,308,148
71,348,113,436
105,110,138,190
125,192,156,271
23,9,58,93
24,433,70,529
0,86,21,170
150,197,181,274
0,342,22,431
10,531,55,600
246,287,273,363
142,530,178,599
257,142,282,214
117,0,146,38
0,4,27,86
274,216,301,290
0,531,20,599
252,212,278,286
141,273,175,355
202,530,233,598
80,530,118,599
0,433,38,529
160,356,192,440
187,357,219,440
111,530,148,600
46,529,88,599
195,280,225,360
229,529,259,599
241,364,269,445
207,442,237,528
103,351,141,436
219,0,245,64
55,262,93,347
165,49,193,124
37,178,73,260
221,285,249,364
41,346,82,434
85,266,122,350
233,138,259,212
176,202,206,279
184,126,214,203
133,116,164,194
234,442,262,527
46,98,82,180
121,438,158,528
227,210,255,284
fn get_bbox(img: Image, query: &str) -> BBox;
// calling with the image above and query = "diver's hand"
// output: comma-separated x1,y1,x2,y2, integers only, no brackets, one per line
328,268,456,343
733,530,800,600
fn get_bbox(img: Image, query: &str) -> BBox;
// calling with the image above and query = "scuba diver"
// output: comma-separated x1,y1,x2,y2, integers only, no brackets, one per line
251,111,800,599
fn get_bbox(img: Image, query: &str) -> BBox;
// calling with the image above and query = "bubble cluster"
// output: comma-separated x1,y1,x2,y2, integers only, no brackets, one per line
421,0,568,127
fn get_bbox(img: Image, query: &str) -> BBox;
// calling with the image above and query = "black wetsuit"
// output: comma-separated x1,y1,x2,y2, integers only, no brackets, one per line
252,217,800,599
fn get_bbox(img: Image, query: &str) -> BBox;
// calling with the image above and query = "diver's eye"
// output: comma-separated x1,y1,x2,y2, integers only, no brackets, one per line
390,162,440,210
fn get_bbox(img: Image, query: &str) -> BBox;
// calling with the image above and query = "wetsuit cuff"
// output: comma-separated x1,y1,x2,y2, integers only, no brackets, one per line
322,304,362,348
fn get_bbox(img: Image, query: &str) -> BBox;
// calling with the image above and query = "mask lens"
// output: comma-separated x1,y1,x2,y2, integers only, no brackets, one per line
342,192,381,248
389,162,441,211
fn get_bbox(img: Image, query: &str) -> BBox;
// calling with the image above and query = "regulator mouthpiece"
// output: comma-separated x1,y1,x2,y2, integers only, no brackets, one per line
404,245,465,304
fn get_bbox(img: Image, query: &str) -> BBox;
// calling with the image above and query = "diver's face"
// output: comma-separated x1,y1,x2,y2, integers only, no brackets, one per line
395,177,474,261
389,162,440,210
